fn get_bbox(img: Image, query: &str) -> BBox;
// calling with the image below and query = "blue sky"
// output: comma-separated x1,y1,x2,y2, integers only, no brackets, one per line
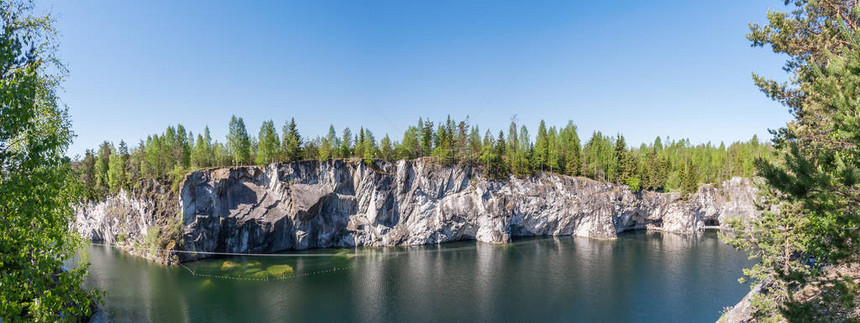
41,1,791,157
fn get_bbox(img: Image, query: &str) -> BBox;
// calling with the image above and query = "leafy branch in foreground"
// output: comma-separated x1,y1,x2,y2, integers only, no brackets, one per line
0,0,98,320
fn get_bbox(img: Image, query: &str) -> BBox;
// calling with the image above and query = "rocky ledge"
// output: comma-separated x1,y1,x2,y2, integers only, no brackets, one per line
75,158,760,263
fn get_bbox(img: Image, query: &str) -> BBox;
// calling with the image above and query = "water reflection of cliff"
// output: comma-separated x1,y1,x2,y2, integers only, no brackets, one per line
84,231,751,322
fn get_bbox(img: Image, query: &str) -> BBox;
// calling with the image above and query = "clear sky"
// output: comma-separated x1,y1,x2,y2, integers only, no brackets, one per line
40,0,791,157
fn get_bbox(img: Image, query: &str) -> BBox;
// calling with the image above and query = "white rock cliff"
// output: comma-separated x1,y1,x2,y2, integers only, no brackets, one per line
75,158,759,263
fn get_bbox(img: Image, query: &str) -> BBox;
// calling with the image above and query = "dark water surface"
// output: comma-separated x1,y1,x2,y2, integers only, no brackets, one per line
84,231,752,322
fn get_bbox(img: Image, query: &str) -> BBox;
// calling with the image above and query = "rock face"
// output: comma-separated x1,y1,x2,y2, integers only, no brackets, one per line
75,158,760,262
74,182,180,263
719,283,762,323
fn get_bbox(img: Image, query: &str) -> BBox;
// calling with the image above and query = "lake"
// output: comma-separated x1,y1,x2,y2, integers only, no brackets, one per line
83,230,752,322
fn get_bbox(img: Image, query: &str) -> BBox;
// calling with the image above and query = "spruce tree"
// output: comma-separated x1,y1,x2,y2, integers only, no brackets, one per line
340,128,352,158
614,135,630,184
107,141,129,194
94,141,112,195
560,122,581,176
534,120,548,171
282,118,302,162
420,118,433,157
380,135,394,161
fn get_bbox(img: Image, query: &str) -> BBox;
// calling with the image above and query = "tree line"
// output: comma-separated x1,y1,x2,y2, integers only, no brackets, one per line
76,115,771,201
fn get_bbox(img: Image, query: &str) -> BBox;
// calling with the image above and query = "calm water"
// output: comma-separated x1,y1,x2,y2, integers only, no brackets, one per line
83,231,752,322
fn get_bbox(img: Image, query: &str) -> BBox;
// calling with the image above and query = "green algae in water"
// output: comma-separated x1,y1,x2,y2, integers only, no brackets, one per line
242,267,262,276
199,279,213,290
249,270,270,279
330,249,355,265
221,260,240,270
196,259,297,279
266,264,294,276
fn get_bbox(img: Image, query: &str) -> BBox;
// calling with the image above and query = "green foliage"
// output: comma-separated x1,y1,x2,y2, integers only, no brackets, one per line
680,162,698,199
397,125,420,160
559,122,581,176
80,113,771,203
227,115,250,165
360,128,377,165
379,135,394,161
255,119,280,166
340,127,352,158
318,125,337,161
431,116,456,165
191,133,207,168
614,135,635,184
0,1,98,319
725,1,860,320
94,141,111,195
107,141,129,194
144,226,161,252
582,131,616,181
625,176,641,192
76,149,98,200
482,131,508,180
534,120,549,171
281,118,301,162
420,118,433,157
201,259,294,279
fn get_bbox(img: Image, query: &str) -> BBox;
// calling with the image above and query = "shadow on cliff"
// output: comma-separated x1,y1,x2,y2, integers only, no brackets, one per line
216,179,258,217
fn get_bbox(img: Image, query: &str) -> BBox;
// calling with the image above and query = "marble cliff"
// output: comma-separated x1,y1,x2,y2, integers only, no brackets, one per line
75,158,759,263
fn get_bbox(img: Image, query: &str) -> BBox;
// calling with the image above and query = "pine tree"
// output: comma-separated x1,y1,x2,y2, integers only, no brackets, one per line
94,141,112,195
380,135,394,161
615,135,631,184
203,126,213,166
192,134,207,167
560,122,581,176
534,120,548,171
725,2,860,320
340,127,353,158
582,132,615,181
431,117,456,165
176,124,191,168
547,127,560,173
468,126,482,163
483,131,508,179
126,141,144,189
680,160,697,199
80,149,97,200
362,129,376,165
514,125,532,177
282,118,302,162
107,141,129,194
319,125,337,160
420,118,433,157
479,130,494,171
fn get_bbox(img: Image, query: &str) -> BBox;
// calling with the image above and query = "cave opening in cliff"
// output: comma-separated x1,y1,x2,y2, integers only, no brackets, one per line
704,219,719,227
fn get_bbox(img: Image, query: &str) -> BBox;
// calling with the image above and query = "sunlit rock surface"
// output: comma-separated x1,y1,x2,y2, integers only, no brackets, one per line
75,158,759,262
